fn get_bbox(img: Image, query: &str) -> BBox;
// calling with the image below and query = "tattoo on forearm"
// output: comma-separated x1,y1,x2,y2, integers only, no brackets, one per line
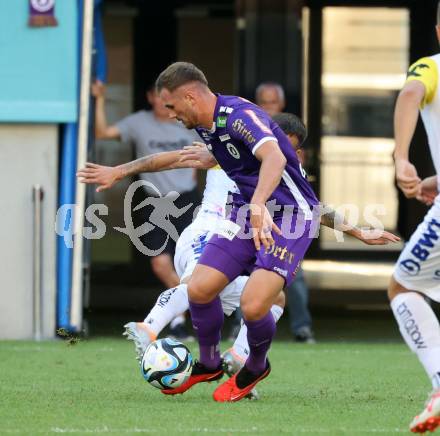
320,205,356,233
120,155,156,177
320,208,338,230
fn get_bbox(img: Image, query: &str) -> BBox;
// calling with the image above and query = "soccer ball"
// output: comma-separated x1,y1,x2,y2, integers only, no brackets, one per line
141,338,193,389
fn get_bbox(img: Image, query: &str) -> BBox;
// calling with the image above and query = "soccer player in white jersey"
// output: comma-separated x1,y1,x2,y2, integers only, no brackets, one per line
77,150,274,360
389,5,440,433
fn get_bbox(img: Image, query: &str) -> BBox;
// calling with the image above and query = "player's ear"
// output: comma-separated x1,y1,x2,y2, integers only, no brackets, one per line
184,90,196,106
436,25,440,44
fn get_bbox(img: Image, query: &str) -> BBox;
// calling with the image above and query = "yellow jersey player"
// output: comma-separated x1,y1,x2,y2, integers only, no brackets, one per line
389,4,440,433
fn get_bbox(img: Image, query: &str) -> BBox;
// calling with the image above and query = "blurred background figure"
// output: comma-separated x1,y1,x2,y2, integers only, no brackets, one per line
257,82,316,344
92,80,200,341
255,82,286,117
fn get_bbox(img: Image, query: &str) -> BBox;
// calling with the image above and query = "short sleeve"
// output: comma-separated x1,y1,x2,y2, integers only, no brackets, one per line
228,108,277,155
405,57,438,107
115,114,136,144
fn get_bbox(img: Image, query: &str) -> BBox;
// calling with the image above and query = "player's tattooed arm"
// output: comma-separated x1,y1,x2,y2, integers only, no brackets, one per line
319,205,352,233
120,144,217,175
320,204,400,245
179,142,218,169
118,151,184,176
77,145,216,192
77,151,181,192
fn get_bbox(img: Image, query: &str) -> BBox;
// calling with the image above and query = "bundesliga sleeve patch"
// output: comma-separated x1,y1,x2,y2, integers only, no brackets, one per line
405,57,438,106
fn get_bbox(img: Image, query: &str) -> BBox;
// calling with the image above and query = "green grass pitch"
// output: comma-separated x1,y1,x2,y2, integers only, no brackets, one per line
0,339,429,435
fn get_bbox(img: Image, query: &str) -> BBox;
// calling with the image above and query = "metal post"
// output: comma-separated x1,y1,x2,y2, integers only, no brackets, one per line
32,185,44,341
70,0,94,332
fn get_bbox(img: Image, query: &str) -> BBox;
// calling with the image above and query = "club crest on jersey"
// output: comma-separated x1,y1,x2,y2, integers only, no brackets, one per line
226,143,240,159
232,119,256,144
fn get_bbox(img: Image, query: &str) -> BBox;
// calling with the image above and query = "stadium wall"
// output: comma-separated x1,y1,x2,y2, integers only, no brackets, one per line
0,125,57,339
0,1,79,339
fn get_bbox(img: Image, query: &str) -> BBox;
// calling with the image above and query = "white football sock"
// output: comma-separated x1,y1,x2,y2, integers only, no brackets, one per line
143,284,189,336
170,314,185,329
231,304,284,362
391,292,440,389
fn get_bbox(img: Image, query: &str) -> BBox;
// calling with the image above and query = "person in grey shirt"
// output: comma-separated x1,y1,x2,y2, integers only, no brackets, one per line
92,81,200,340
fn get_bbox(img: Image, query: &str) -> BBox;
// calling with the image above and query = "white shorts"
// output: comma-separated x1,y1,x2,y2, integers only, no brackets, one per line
174,222,247,316
393,199,440,302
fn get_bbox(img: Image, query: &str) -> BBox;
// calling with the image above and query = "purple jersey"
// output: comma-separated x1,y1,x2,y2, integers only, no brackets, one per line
195,95,319,218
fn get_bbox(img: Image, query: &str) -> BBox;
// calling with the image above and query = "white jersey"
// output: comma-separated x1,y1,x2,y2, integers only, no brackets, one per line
190,166,237,231
393,54,440,297
174,166,243,316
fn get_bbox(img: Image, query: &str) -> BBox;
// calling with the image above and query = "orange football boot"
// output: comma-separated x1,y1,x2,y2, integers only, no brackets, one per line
213,361,271,402
161,360,224,395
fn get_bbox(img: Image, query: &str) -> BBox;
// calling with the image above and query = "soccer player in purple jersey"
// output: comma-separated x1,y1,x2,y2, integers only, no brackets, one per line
154,62,396,402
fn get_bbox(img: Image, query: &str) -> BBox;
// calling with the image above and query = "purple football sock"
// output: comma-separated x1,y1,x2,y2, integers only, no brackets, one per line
244,311,276,374
189,297,224,370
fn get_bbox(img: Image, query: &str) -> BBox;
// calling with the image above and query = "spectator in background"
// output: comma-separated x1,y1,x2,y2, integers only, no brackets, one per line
255,82,286,116
256,82,316,344
92,80,200,341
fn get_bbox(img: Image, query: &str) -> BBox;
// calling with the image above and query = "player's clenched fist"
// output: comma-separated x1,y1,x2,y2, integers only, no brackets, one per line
416,175,439,206
395,158,421,198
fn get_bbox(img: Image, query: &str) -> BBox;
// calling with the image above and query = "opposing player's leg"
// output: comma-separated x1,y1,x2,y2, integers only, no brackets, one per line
124,226,206,360
389,208,440,433
124,283,190,360
226,292,285,365
389,278,440,433
161,263,230,395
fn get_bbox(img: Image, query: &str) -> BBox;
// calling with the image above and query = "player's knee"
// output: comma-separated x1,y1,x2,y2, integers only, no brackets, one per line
187,278,211,304
388,276,408,302
151,255,173,277
241,300,267,321
274,290,286,308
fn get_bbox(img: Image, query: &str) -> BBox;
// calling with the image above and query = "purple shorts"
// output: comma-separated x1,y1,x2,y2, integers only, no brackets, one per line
198,209,316,286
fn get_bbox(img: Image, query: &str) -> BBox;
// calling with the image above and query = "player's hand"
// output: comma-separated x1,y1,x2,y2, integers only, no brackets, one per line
249,203,282,251
91,80,106,99
355,228,401,245
395,158,421,198
76,163,123,192
179,143,217,169
416,176,439,206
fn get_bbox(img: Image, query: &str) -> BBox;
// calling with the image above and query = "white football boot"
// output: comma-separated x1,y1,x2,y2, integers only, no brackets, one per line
221,348,259,400
410,389,440,433
123,322,154,362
